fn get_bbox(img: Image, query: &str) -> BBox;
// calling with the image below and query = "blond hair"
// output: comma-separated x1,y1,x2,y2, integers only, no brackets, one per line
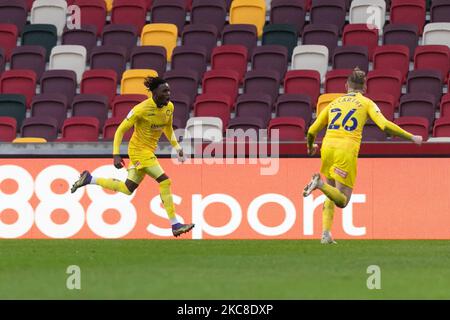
347,67,366,91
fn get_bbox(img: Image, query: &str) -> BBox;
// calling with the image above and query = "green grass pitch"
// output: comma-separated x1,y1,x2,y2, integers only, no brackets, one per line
1,240,450,299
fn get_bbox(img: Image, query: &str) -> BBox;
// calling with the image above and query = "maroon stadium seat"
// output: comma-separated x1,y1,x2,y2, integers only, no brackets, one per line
222,24,258,61
81,69,118,104
251,45,288,79
310,0,346,34
211,45,248,82
302,24,339,60
40,70,77,105
170,93,191,129
0,24,18,61
383,24,419,60
399,93,436,128
111,0,147,34
151,0,186,35
433,117,450,137
62,25,98,62
21,116,59,141
270,0,306,35
243,69,281,107
390,0,426,35
164,69,199,106
10,45,46,81
194,93,232,130
431,0,450,23
0,116,17,141
0,0,27,32
130,46,167,76
0,69,36,108
71,94,109,131
366,70,403,106
90,45,127,82
394,116,429,140
373,45,410,83
235,93,273,127
332,45,369,73
201,69,240,107
74,0,107,36
190,0,226,35
275,93,312,125
31,93,68,131
440,94,450,118
343,24,379,61
414,45,450,83
406,69,443,107
181,24,218,62
101,24,138,60
171,45,208,79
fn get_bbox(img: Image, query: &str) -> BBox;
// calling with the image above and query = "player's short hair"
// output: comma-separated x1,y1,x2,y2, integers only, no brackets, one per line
347,67,366,91
144,76,167,92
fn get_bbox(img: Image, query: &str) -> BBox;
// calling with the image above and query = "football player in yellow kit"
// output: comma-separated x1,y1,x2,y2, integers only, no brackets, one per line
71,77,195,237
303,68,422,244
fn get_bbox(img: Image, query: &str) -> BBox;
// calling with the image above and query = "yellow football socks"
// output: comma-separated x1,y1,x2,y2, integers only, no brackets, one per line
159,179,176,220
322,198,335,232
96,178,132,195
320,183,347,208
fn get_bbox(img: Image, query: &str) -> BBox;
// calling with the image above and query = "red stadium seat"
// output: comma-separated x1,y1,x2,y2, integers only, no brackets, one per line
194,93,232,130
268,117,306,141
0,24,18,61
103,117,134,141
414,45,450,83
373,45,410,83
440,94,450,118
284,70,321,105
325,69,352,93
342,24,379,61
433,117,450,137
112,94,147,120
111,0,147,34
60,116,100,141
202,69,240,107
366,70,403,106
0,69,36,108
81,69,118,104
74,0,107,36
390,0,426,35
211,45,248,82
366,93,396,121
0,116,17,141
394,116,429,141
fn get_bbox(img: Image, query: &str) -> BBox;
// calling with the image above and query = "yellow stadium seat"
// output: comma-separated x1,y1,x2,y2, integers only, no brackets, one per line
12,137,47,143
317,93,345,115
230,0,266,37
140,24,178,61
104,0,113,12
121,69,158,96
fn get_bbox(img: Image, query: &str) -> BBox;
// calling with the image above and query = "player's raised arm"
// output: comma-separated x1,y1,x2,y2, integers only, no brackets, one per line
112,108,139,168
306,105,330,155
368,102,423,145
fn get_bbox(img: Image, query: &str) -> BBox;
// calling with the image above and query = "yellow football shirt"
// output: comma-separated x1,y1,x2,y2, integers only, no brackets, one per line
113,98,180,155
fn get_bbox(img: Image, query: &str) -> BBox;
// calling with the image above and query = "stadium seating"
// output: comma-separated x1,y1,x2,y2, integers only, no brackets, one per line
30,0,67,36
227,117,266,138
431,0,450,23
235,93,273,127
366,93,396,120
390,0,426,35
433,117,450,137
21,24,57,61
111,0,147,34
10,46,46,81
0,0,28,32
202,69,240,106
90,45,128,82
121,69,158,96
101,24,138,60
310,0,346,34
49,45,87,83
284,70,321,105
21,116,59,141
171,93,191,129
151,0,186,35
81,69,118,104
0,70,36,107
414,45,450,82
0,116,17,141
268,117,306,141
40,70,77,106
60,116,100,141
61,25,97,62
71,94,109,130
302,24,339,60
325,69,353,93
103,117,133,141
362,122,387,141
349,0,386,31
275,94,312,125
130,46,167,77
229,0,266,37
164,69,199,106
270,0,306,35
422,23,450,47
185,116,223,142
373,45,410,82
0,24,18,61
251,45,289,79
383,24,419,60
194,93,232,130
441,94,450,118
112,94,147,119
399,93,436,128
171,45,208,79
406,70,443,107
190,0,227,35
0,94,26,130
140,23,178,61
291,45,329,81
222,24,258,61
243,70,281,106
343,24,379,60
262,24,298,60
30,93,68,131
181,24,218,62
366,70,403,106
332,46,369,73
211,45,248,82
394,116,429,140
74,0,107,36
